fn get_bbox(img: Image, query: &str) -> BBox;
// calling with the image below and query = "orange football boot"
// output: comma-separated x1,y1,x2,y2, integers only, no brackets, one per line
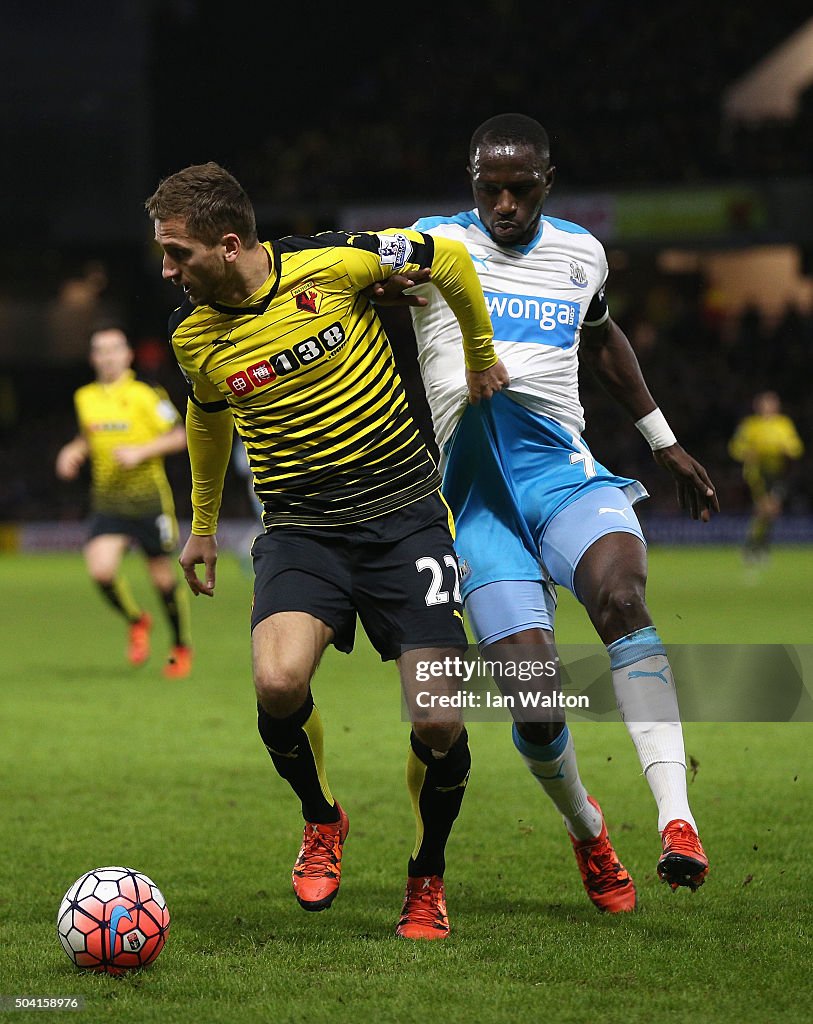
657,819,708,891
163,645,193,679
127,613,152,666
292,803,349,911
396,875,450,940
568,797,637,912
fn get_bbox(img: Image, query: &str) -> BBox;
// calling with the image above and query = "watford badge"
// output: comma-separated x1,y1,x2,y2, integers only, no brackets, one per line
293,281,322,314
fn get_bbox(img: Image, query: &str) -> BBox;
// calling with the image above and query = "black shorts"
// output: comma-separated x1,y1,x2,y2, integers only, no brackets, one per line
251,492,467,661
87,512,178,558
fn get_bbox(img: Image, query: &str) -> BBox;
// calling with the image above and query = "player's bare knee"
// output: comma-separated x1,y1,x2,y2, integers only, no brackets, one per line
592,581,649,639
412,719,463,753
253,668,309,717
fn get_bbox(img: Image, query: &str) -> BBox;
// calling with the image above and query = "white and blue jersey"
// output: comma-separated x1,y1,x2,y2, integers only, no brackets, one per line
411,210,611,454
409,210,648,625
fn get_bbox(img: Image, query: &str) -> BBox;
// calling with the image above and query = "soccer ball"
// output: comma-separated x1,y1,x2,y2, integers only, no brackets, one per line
56,866,170,975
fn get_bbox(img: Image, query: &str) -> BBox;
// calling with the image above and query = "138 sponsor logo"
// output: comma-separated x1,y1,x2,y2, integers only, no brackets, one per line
225,323,346,396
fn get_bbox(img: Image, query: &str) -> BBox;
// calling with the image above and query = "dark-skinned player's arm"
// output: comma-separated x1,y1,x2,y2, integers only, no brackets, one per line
579,316,719,522
365,267,432,306
178,399,235,596
356,231,508,402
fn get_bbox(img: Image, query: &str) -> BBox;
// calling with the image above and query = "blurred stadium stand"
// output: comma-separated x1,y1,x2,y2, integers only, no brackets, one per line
1,2,811,541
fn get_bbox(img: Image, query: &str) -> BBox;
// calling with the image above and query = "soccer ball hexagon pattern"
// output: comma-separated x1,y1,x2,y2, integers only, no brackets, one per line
57,866,170,975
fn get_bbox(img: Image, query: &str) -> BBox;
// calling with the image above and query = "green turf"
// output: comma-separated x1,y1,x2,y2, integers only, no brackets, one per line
0,547,810,1023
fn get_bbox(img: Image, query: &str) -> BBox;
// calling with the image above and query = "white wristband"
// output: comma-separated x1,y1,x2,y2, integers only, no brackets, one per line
635,408,677,451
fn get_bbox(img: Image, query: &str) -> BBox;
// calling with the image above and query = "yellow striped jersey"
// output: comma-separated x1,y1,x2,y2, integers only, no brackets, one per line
74,370,181,516
169,229,494,528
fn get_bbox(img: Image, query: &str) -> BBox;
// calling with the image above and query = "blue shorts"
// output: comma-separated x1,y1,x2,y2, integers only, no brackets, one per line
465,487,645,642
442,393,647,640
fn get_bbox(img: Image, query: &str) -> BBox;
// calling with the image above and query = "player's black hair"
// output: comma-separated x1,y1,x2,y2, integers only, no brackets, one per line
469,113,550,164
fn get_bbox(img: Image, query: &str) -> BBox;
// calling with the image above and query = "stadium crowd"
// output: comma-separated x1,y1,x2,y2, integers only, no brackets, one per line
209,2,813,204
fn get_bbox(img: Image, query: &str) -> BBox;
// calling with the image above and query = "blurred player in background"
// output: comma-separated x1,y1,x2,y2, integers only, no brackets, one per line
55,327,193,678
728,389,804,564
145,161,508,939
372,112,718,907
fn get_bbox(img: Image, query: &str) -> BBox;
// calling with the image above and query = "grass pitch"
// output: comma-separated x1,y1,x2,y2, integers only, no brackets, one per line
0,546,811,1023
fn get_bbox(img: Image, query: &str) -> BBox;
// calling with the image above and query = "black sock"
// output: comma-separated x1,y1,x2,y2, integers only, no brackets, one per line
257,690,338,824
158,585,190,647
407,729,471,878
96,580,141,623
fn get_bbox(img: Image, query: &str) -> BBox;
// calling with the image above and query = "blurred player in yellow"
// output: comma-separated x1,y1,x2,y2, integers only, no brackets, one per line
729,390,804,564
55,326,193,677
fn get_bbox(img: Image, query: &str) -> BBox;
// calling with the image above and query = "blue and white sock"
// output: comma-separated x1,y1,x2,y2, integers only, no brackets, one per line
512,724,603,840
607,626,696,831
